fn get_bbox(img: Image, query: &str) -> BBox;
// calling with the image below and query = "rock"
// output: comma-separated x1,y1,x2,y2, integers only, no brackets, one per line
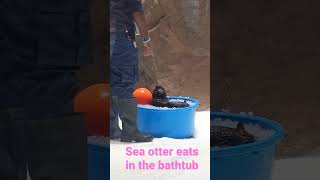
137,0,210,110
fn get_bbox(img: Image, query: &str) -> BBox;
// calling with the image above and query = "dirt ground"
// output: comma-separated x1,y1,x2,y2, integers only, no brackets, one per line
213,0,320,158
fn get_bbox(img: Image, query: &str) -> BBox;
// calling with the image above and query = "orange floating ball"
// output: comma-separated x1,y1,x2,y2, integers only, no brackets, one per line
74,83,110,136
133,88,153,105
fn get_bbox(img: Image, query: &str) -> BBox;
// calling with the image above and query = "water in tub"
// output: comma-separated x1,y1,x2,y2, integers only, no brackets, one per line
138,99,196,109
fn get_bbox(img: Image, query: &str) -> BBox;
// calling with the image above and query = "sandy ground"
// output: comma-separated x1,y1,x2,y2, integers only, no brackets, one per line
110,111,210,180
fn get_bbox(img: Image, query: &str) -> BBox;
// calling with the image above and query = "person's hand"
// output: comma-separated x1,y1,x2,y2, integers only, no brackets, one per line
142,36,154,57
143,42,153,57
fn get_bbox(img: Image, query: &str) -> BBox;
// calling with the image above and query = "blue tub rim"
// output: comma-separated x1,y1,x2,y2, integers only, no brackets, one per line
87,137,109,148
211,112,284,157
137,96,199,111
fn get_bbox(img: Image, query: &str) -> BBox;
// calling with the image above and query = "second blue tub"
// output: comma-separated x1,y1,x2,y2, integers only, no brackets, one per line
211,112,284,180
88,139,109,180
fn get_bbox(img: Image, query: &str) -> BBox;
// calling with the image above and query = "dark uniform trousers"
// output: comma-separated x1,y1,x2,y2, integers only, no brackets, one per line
0,0,91,179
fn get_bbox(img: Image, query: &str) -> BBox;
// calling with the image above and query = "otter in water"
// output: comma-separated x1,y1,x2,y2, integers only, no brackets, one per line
152,86,189,108
211,123,255,147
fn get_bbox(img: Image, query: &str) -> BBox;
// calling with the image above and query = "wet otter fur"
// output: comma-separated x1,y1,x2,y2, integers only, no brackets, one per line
152,86,189,108
211,123,255,147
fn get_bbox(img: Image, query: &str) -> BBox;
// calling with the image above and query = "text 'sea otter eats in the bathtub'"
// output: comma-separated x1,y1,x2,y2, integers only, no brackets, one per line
125,146,199,170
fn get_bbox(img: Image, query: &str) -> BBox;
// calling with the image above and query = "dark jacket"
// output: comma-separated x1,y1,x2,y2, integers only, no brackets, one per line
0,0,91,73
110,0,143,36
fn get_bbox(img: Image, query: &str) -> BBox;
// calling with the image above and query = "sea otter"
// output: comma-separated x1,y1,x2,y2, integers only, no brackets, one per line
152,86,189,108
211,123,255,147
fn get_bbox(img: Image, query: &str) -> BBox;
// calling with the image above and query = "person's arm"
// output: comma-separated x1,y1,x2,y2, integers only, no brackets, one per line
133,12,150,40
128,0,153,56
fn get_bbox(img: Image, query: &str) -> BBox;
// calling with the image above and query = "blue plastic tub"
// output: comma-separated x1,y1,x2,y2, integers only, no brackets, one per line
88,141,109,180
211,112,284,180
137,96,199,138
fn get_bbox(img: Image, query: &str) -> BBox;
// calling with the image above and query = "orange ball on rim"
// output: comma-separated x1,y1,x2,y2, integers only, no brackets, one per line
133,88,153,105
